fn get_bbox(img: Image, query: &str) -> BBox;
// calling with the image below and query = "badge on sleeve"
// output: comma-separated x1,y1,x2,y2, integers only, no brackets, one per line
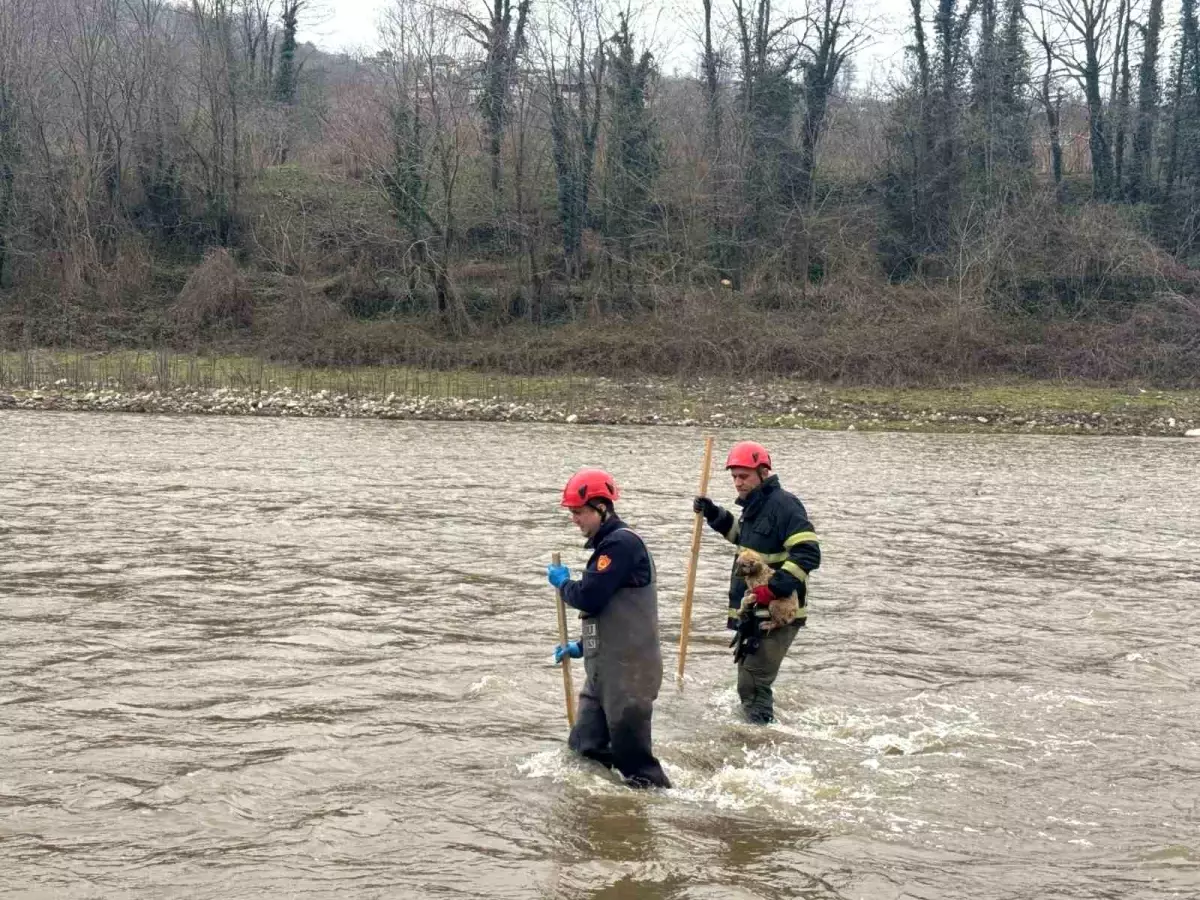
596,554,611,572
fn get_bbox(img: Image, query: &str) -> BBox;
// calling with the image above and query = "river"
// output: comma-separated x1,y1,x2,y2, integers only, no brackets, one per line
2,411,1198,899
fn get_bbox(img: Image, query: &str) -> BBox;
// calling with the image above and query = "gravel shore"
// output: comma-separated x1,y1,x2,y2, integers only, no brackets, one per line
3,381,1199,437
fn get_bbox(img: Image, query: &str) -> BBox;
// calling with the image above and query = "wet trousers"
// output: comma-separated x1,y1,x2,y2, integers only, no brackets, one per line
736,623,799,724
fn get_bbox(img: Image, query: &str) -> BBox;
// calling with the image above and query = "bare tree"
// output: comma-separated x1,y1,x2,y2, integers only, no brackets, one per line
906,0,936,238
971,0,1032,189
694,0,736,281
538,0,606,284
601,12,658,307
1031,0,1117,198
377,0,472,331
458,0,532,199
798,0,856,201
732,0,802,241
784,0,866,284
507,56,550,320
1029,7,1066,196
123,0,186,238
187,0,244,244
49,0,128,266
883,0,976,268
930,0,976,193
238,0,277,90
1164,0,1199,197
0,0,34,287
700,0,722,165
1107,0,1132,195
1128,0,1163,200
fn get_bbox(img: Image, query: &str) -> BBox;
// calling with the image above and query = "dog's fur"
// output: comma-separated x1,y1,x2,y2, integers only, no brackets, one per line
734,548,800,631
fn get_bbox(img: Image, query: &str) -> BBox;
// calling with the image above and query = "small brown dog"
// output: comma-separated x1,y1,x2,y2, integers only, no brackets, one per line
734,548,800,632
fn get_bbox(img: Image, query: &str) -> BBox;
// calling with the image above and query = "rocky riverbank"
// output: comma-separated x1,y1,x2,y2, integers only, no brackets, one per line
3,380,1200,437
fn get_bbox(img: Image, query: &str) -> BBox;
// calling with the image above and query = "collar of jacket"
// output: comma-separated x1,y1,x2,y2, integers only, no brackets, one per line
585,515,626,550
735,474,780,517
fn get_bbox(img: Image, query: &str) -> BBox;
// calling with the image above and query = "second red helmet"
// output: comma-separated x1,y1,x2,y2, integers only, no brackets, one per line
725,441,772,470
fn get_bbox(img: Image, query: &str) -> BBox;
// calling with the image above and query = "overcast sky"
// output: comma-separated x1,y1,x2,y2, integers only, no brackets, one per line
299,0,915,86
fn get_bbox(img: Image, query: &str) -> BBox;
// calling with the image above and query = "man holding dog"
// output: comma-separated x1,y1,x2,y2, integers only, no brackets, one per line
693,441,821,724
547,468,671,789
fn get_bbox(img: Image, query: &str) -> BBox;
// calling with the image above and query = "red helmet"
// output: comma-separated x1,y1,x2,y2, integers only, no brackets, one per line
561,468,620,508
725,440,772,470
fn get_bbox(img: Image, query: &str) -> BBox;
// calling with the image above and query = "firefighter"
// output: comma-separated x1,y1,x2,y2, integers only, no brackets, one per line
693,441,821,724
548,468,671,789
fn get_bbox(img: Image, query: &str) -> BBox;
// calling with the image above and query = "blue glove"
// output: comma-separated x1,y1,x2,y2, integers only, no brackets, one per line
554,640,583,664
547,563,570,589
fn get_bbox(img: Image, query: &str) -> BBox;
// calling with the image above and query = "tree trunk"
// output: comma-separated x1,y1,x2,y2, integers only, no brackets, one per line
910,0,936,244
1129,0,1164,201
1163,15,1188,196
1084,60,1111,198
1048,89,1064,196
1034,27,1064,199
1166,0,1200,196
478,0,531,204
0,162,12,288
0,80,15,288
702,0,721,173
1110,0,1132,197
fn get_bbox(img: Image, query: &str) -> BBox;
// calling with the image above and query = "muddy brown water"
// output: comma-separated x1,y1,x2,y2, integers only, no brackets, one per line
2,412,1198,899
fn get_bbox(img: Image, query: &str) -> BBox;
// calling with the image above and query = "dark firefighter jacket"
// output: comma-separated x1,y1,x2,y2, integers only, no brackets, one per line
705,475,821,630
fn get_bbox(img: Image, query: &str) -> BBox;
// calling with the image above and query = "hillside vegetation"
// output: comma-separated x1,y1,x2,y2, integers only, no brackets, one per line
0,0,1198,385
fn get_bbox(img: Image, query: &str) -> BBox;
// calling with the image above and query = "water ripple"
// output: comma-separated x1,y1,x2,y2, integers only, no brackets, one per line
3,413,1198,898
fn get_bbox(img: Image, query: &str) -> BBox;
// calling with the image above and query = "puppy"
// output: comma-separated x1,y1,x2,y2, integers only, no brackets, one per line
734,548,800,632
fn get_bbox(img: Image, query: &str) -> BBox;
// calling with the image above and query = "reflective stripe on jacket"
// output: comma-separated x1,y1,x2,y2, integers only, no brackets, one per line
707,475,820,629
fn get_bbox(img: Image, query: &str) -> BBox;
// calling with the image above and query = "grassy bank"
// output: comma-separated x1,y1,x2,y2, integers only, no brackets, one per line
0,349,587,404
2,350,1198,436
765,383,1200,434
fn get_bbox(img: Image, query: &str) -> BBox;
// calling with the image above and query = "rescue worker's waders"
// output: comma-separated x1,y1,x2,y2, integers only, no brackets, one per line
569,546,670,789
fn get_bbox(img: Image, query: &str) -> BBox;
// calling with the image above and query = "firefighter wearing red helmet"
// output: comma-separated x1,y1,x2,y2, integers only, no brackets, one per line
546,468,670,789
693,441,821,724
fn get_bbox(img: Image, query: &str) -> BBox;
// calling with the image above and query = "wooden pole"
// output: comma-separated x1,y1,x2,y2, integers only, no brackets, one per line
552,552,577,727
677,435,715,682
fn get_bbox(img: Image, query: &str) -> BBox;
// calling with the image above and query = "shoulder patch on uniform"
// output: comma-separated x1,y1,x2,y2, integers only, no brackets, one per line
596,554,611,572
